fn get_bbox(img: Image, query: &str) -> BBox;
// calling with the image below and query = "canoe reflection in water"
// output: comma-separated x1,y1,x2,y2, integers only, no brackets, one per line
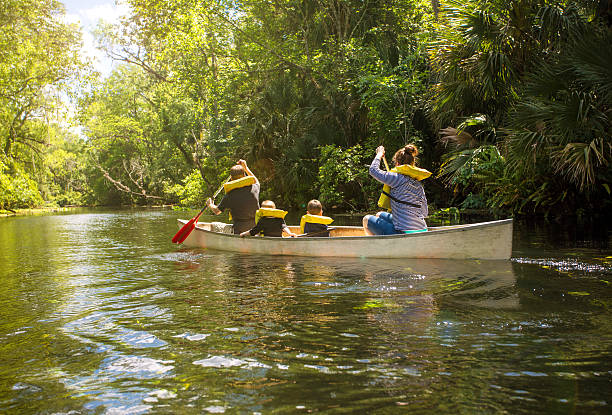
169,250,521,409
177,253,518,333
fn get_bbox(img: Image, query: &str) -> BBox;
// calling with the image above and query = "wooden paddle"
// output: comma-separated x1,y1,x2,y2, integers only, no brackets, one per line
172,176,230,244
296,227,336,237
382,155,390,171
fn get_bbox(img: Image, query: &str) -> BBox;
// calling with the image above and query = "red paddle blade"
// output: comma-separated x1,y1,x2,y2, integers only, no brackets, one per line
175,222,196,244
172,209,205,244
172,219,195,243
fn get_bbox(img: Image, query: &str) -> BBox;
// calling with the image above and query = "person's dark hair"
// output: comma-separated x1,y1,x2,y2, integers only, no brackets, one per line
392,144,419,166
229,165,245,180
307,199,322,215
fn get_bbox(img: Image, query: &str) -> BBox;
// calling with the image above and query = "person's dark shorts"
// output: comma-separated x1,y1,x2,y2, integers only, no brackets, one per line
233,219,256,234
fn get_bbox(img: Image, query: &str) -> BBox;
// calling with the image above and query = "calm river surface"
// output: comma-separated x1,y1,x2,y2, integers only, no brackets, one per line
0,209,610,414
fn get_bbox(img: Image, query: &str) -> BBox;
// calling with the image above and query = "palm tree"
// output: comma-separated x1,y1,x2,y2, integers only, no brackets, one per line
506,29,612,191
431,0,611,213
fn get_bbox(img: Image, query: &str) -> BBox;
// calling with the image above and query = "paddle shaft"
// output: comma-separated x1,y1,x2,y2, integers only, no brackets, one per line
189,176,230,222
172,176,231,243
212,176,230,199
296,227,336,237
382,155,390,171
191,176,230,223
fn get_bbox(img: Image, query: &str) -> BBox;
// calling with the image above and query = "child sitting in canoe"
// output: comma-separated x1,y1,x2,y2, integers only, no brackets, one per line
300,199,334,237
240,200,297,237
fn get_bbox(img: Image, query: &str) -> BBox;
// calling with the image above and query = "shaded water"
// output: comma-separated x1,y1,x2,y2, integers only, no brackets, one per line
0,209,610,414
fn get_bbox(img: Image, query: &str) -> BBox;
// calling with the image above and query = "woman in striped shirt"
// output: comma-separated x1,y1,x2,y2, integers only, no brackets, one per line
363,145,428,235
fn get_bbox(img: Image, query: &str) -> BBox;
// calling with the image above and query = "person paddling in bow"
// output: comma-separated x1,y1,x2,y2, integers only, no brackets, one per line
363,145,431,236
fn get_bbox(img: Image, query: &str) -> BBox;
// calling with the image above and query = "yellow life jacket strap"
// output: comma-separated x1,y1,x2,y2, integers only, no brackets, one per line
223,176,256,193
393,164,432,180
377,165,431,209
378,185,392,210
255,208,288,224
300,214,334,234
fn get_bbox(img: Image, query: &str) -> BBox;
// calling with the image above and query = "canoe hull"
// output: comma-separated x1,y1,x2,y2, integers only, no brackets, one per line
177,219,513,260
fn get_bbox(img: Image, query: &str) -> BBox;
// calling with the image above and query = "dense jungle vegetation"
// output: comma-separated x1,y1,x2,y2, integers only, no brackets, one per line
1,0,611,217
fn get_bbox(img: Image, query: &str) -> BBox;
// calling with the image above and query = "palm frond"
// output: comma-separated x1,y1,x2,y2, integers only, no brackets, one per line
568,32,612,106
439,127,475,149
551,138,611,190
537,4,587,46
437,148,475,184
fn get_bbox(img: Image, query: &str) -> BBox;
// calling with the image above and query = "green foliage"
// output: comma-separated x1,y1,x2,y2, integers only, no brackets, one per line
52,190,85,207
318,144,378,211
0,157,43,209
0,0,86,209
41,126,93,206
86,0,438,210
2,0,607,217
356,52,430,149
505,28,612,192
79,66,197,205
169,170,208,208
429,206,461,222
0,0,83,156
439,145,505,201
428,206,460,223
432,0,611,215
460,194,487,210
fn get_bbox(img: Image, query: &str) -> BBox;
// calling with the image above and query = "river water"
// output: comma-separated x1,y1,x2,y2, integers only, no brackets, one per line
0,209,610,414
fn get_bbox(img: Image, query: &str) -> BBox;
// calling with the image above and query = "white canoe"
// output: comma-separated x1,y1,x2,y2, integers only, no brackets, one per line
177,218,513,260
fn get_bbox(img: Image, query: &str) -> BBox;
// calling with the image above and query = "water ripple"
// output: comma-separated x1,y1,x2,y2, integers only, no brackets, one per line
513,258,612,274
1,212,610,414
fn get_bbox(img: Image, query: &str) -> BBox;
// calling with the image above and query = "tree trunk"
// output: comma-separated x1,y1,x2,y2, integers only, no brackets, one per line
432,0,440,20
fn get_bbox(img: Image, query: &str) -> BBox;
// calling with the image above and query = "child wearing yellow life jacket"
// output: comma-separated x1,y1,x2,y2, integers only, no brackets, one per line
240,200,297,237
300,200,334,237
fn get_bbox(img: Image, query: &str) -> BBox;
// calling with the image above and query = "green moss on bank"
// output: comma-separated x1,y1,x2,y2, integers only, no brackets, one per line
0,207,77,217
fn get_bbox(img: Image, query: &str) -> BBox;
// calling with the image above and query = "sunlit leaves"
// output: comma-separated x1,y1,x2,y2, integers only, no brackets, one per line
0,0,85,208
0,0,82,152
0,154,44,209
318,144,377,210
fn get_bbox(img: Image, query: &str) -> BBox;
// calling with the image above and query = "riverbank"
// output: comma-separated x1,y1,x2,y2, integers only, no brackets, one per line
0,207,77,217
0,204,181,217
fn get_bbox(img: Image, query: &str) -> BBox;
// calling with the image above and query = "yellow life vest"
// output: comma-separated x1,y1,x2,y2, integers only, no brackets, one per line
378,164,432,210
255,208,288,224
223,176,256,193
222,176,256,221
300,214,334,234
